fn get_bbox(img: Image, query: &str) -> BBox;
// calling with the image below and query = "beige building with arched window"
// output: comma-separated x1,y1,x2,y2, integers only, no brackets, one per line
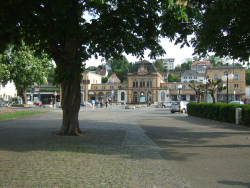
81,62,247,104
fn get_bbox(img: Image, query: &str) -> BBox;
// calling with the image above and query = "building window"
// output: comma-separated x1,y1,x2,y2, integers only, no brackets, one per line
190,95,196,101
110,86,114,90
161,92,165,101
102,86,106,90
94,86,98,90
214,73,218,80
140,81,143,87
133,91,138,103
121,92,125,100
234,73,239,80
234,84,239,88
133,81,138,88
172,85,176,89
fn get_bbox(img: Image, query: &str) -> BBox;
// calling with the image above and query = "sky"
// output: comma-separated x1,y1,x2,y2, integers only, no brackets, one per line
84,38,195,68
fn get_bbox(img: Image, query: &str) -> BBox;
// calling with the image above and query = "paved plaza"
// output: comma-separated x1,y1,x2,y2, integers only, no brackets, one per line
0,105,249,188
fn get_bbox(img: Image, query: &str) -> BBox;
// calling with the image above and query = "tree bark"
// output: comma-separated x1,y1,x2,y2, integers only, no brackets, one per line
21,85,28,104
59,75,81,136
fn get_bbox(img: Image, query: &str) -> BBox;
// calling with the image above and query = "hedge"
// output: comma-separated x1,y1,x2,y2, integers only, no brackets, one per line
187,102,250,127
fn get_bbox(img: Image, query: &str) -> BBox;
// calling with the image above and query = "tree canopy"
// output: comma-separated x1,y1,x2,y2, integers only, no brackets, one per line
1,0,249,135
0,42,53,103
191,0,250,61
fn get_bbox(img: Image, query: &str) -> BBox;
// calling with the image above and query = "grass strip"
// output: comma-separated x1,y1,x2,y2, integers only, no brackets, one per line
0,110,48,120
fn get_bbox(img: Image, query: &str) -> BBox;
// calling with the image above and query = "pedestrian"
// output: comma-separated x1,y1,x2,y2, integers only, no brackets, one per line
92,100,95,109
123,100,126,108
100,99,103,108
105,101,108,108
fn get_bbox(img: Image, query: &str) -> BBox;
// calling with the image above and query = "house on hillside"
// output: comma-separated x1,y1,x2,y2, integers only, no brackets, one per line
191,61,212,74
161,58,175,70
108,73,121,83
181,70,205,83
96,69,108,77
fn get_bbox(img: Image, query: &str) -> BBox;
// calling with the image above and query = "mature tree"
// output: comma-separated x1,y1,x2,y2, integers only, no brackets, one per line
0,0,197,135
188,80,206,103
0,42,53,104
191,0,250,61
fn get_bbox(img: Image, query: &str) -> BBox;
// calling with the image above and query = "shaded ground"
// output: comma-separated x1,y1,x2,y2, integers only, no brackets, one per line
0,105,249,187
138,109,250,188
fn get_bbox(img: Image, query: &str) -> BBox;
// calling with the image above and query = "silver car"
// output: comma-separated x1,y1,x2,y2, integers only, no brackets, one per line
170,101,188,113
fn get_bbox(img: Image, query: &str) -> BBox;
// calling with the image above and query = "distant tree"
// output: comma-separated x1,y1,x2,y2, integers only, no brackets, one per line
102,77,108,83
234,63,243,67
188,80,206,103
174,65,182,71
154,59,165,72
168,73,180,82
109,56,130,83
98,64,105,69
0,42,53,104
181,61,192,70
206,79,225,103
193,56,200,61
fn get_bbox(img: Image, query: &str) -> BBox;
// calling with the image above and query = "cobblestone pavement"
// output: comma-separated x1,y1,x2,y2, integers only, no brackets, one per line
0,106,189,188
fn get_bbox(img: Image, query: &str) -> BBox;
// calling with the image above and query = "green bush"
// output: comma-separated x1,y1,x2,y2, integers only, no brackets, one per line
187,102,250,126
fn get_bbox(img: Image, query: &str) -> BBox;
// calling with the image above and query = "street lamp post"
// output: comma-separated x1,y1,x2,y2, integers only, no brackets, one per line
203,76,209,102
178,84,182,101
221,70,234,103
85,72,89,112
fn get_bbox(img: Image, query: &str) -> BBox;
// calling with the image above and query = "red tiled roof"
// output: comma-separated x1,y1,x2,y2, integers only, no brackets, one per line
192,61,212,66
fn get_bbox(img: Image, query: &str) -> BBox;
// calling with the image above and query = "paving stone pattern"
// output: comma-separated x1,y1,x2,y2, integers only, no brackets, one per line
0,107,189,188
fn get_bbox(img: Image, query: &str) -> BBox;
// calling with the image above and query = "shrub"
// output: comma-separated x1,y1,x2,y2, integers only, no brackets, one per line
188,102,250,127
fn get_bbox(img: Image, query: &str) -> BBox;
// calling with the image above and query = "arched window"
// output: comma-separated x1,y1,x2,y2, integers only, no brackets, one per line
98,92,104,101
161,91,165,101
106,92,112,100
121,92,125,100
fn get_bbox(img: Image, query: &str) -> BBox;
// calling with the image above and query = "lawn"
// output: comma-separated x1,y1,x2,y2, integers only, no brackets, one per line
0,109,48,120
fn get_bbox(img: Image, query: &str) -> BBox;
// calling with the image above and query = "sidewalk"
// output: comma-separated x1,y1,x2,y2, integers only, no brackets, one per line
0,106,189,187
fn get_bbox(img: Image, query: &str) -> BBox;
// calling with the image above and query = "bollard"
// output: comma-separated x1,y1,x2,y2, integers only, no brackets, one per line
235,108,242,125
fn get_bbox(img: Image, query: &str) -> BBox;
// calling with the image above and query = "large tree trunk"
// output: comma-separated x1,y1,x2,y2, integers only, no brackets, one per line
55,42,82,136
59,76,81,136
21,85,28,104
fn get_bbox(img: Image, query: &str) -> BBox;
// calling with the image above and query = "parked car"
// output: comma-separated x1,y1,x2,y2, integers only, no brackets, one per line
170,101,187,113
80,101,91,106
166,101,174,108
229,101,244,104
